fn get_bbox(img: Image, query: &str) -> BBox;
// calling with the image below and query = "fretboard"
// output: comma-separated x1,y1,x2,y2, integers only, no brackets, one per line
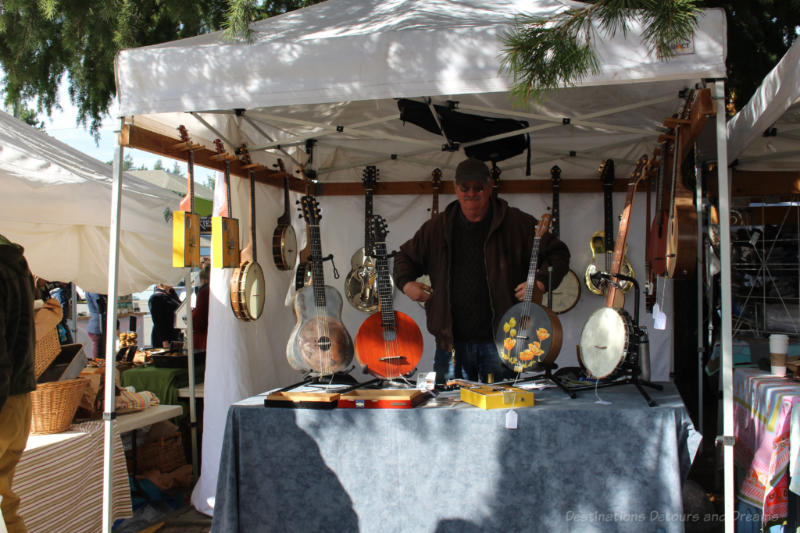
309,224,327,308
375,241,396,329
523,235,542,303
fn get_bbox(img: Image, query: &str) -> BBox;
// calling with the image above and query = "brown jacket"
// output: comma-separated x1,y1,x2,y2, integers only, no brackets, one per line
393,197,570,350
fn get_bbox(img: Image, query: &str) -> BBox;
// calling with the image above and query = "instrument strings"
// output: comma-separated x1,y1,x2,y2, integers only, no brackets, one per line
518,234,542,363
311,222,332,377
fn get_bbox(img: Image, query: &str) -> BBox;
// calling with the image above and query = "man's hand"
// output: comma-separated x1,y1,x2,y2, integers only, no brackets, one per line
514,281,545,302
403,281,432,303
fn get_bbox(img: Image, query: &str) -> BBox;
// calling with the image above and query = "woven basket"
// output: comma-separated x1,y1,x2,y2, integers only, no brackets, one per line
34,327,61,379
135,433,186,473
30,378,88,435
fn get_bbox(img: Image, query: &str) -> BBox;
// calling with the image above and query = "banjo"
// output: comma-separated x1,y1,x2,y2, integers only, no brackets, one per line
579,156,649,378
542,165,581,314
495,213,563,372
230,146,266,321
271,159,298,271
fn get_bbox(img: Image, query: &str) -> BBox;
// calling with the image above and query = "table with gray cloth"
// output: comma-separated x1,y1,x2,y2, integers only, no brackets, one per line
212,382,700,533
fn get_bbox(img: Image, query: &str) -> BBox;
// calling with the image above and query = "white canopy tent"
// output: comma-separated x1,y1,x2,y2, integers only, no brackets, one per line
0,110,180,294
109,0,731,529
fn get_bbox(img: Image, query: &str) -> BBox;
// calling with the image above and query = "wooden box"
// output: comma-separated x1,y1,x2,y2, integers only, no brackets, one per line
264,391,340,409
459,385,534,410
337,389,429,409
172,210,200,267
211,215,240,268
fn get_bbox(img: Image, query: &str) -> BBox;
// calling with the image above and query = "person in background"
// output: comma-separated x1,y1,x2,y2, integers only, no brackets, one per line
148,283,181,349
192,263,210,351
0,233,36,533
85,292,107,358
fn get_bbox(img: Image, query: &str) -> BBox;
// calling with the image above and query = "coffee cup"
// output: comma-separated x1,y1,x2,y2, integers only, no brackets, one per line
770,334,790,355
771,352,787,377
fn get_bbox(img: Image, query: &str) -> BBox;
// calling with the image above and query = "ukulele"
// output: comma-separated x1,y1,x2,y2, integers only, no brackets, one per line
354,215,423,379
579,156,649,378
271,159,298,271
172,125,201,268
287,196,354,375
230,146,266,321
495,213,563,372
414,168,442,307
344,166,390,312
210,139,240,269
584,159,634,296
543,166,581,314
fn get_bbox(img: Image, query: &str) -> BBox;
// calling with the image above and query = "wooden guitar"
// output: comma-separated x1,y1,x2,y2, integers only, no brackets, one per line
414,168,441,307
344,166,390,312
495,213,563,372
584,159,634,296
543,165,581,314
210,139,240,269
579,156,649,378
230,146,265,321
272,159,297,271
287,196,354,375
355,215,423,379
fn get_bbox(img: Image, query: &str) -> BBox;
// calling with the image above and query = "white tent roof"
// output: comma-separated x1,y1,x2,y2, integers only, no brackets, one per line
0,111,180,294
727,37,800,171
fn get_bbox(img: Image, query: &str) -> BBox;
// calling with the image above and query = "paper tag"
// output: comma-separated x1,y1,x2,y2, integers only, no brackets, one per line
417,372,437,391
652,303,667,331
505,409,518,430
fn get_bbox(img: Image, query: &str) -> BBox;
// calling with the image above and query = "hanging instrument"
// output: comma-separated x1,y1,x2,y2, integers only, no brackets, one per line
172,125,201,268
354,215,423,379
210,139,241,269
579,155,649,379
584,159,634,295
543,165,581,314
495,213,563,372
345,166,392,312
230,146,266,321
294,168,314,291
271,159,298,271
287,196,354,375
414,168,441,307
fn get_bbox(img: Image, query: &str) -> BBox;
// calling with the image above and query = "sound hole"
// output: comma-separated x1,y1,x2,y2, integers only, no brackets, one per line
382,327,397,342
317,336,332,351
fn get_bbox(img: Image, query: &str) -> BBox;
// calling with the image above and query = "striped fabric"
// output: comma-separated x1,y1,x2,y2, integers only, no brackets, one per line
14,420,132,532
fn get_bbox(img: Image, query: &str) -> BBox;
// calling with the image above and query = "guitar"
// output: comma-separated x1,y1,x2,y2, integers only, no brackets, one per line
210,139,240,269
584,159,634,296
579,156,649,379
344,166,391,312
495,213,563,372
287,196,354,375
542,165,581,314
272,159,297,271
230,146,266,321
414,168,442,307
354,215,423,379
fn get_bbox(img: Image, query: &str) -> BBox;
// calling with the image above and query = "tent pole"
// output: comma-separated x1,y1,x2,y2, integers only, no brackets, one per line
695,155,704,435
70,282,78,344
185,269,198,478
713,80,735,533
103,118,125,533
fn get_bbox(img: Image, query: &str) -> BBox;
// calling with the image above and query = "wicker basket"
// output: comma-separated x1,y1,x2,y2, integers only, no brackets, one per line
34,327,61,379
30,378,88,435
135,433,187,473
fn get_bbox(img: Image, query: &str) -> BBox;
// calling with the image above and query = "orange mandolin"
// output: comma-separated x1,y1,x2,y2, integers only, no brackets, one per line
355,215,423,379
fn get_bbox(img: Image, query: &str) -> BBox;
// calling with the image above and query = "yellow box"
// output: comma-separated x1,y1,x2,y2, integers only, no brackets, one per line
211,216,240,268
172,211,200,267
459,385,534,410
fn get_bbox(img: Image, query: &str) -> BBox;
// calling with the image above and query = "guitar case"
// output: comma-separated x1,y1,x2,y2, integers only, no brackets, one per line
397,99,531,173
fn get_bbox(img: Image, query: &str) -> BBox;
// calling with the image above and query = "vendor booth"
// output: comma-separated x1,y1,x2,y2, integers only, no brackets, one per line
106,0,733,530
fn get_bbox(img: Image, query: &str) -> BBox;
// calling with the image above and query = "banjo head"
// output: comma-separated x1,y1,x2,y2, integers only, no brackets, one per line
241,261,266,320
544,269,581,314
273,225,297,271
579,307,631,379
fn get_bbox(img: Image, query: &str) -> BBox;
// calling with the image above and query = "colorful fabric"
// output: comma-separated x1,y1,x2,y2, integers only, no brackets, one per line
116,389,160,414
733,368,800,524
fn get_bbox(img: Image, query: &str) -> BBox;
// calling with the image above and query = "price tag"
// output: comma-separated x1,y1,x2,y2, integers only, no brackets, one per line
505,409,518,430
652,303,667,330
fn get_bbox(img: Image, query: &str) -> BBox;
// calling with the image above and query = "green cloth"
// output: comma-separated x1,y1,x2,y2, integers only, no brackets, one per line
121,366,189,407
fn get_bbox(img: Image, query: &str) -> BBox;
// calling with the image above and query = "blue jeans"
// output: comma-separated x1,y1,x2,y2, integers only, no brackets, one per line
434,342,510,384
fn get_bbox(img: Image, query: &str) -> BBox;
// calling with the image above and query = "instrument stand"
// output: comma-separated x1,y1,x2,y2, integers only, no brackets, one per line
576,272,663,407
493,363,577,399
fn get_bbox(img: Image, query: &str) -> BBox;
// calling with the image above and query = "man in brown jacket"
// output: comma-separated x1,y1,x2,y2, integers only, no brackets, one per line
394,157,570,384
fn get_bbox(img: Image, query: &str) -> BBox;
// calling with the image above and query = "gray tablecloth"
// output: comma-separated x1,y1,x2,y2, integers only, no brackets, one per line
212,382,700,533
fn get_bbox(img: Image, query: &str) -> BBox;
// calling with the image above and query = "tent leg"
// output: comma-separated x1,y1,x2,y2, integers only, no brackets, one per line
103,119,125,533
712,80,735,533
185,270,199,479
695,156,704,434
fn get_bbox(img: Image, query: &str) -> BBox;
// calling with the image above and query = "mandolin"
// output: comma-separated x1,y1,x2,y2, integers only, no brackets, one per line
543,165,581,314
272,159,298,271
584,159,634,296
287,196,354,375
495,213,563,372
210,139,240,269
230,146,266,321
414,168,441,307
579,156,649,378
345,166,392,312
354,215,423,379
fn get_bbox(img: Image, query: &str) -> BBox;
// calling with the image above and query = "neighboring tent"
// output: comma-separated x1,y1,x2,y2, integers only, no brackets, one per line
0,110,180,294
112,0,728,521
129,169,214,215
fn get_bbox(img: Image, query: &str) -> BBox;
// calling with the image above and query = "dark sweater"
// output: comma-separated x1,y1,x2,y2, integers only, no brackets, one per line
450,208,493,342
149,287,181,348
0,235,36,410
